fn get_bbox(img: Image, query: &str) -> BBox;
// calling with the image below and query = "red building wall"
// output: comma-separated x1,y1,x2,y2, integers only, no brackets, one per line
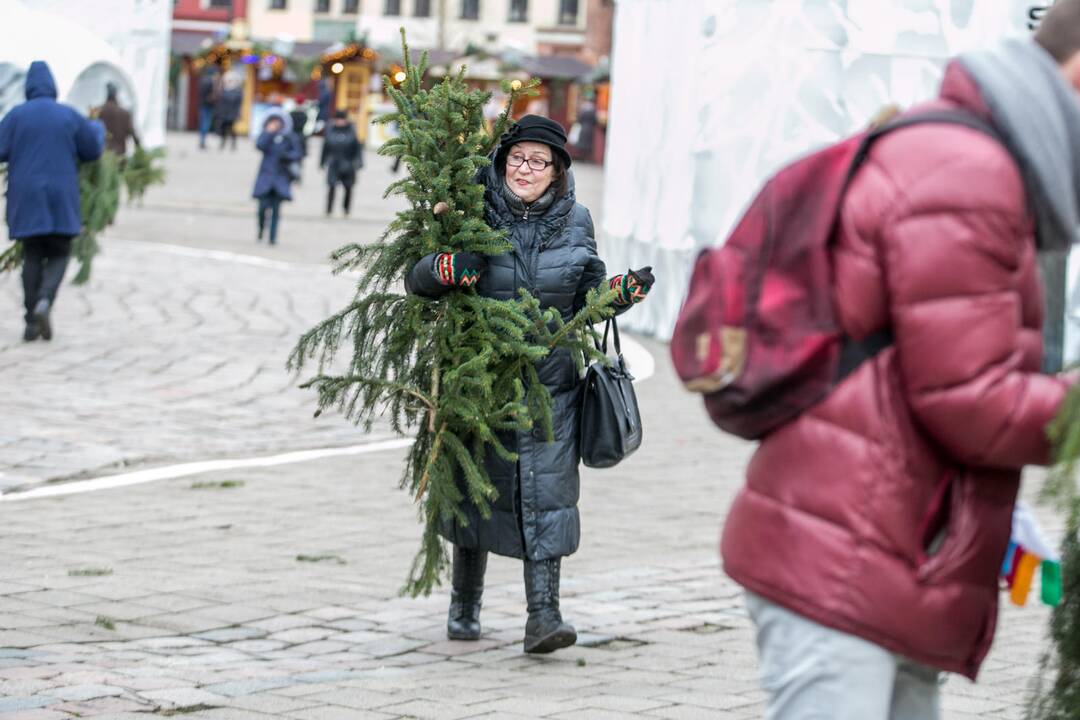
173,0,247,22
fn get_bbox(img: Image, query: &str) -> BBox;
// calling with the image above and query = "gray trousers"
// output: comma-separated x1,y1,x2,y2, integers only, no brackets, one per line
746,592,941,720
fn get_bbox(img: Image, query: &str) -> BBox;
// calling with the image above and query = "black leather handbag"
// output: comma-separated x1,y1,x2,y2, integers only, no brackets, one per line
580,318,642,468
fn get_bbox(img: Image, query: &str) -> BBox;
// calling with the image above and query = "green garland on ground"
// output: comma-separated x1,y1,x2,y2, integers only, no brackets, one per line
1028,385,1080,720
0,148,166,284
288,30,616,597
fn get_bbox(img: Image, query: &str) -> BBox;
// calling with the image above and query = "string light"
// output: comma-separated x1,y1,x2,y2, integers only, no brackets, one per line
320,43,378,66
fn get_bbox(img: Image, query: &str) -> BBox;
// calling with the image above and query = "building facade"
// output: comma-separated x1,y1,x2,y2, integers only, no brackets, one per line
245,0,601,58
173,0,248,32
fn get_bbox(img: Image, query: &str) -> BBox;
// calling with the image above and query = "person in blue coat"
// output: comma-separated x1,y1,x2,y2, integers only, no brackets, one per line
0,61,104,341
252,110,301,246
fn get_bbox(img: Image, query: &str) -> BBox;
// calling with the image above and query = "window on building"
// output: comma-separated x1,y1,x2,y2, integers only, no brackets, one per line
508,0,526,22
343,0,359,11
315,0,330,11
558,0,577,25
414,0,431,17
269,0,287,9
385,0,400,14
206,0,232,8
460,0,479,20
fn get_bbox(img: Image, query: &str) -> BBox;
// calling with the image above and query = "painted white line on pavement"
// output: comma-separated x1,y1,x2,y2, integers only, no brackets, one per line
110,238,330,272
0,438,415,502
0,340,653,502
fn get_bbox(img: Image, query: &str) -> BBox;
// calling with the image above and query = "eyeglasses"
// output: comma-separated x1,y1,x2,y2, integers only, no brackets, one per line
507,153,553,171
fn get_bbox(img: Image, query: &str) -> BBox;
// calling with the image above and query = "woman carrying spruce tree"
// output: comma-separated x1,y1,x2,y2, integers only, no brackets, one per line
405,115,655,654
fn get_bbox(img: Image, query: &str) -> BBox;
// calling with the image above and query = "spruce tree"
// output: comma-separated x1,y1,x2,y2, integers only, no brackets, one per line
1029,387,1080,720
289,30,616,597
0,149,165,284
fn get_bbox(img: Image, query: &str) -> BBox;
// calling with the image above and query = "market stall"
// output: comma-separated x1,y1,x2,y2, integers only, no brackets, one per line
319,42,379,142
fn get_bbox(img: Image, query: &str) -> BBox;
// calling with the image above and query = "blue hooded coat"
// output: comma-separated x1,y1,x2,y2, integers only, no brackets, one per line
252,110,301,201
0,62,105,240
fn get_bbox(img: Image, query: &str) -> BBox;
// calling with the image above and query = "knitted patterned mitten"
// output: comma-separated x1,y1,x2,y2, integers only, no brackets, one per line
609,266,655,306
435,252,488,287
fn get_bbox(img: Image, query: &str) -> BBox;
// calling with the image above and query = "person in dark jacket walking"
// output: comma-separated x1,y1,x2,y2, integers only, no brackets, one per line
215,71,243,151
288,97,310,163
316,78,332,132
405,115,655,654
97,83,140,158
0,61,104,341
197,67,218,150
320,110,362,216
252,110,301,246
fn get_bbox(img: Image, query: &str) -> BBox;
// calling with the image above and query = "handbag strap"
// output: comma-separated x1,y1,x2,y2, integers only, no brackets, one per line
600,317,623,357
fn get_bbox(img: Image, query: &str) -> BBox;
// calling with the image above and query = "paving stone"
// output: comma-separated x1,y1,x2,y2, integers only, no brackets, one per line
375,698,478,719
286,707,400,720
349,636,429,659
201,677,295,697
268,627,336,645
49,682,126,701
195,626,269,643
139,686,229,707
0,695,57,713
0,710,71,720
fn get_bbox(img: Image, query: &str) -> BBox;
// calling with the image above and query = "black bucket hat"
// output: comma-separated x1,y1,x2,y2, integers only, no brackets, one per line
495,114,572,169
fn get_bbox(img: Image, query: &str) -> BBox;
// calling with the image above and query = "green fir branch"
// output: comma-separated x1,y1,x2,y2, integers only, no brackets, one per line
1028,382,1080,720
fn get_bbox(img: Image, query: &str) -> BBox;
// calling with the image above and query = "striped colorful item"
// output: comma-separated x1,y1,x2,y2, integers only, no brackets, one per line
436,253,456,286
1000,501,1063,607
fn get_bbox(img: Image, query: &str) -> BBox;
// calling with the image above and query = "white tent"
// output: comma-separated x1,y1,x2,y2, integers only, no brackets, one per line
603,0,1041,340
0,0,169,147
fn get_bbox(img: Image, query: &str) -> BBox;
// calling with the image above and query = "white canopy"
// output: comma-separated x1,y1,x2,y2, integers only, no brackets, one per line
603,0,1039,340
0,0,168,147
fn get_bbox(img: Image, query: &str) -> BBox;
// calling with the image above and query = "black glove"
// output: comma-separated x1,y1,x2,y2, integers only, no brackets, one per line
435,252,488,287
610,265,654,305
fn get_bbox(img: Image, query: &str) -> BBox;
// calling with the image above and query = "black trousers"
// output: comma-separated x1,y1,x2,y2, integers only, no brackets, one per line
327,181,353,215
257,192,284,245
21,235,72,324
219,120,237,150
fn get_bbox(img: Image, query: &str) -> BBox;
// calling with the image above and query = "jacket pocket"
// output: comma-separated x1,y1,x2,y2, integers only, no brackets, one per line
916,470,1015,587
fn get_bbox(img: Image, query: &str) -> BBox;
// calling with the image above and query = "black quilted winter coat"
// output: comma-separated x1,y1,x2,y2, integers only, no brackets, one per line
405,165,608,560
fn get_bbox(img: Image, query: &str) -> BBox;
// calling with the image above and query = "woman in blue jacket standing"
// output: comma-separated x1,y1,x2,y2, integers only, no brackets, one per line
253,110,301,246
0,61,104,342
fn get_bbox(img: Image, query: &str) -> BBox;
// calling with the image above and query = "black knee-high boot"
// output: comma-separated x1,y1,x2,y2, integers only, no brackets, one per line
523,557,576,654
447,545,487,640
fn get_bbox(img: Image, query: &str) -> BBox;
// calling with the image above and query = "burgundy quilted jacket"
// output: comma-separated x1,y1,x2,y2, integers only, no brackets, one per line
721,63,1071,679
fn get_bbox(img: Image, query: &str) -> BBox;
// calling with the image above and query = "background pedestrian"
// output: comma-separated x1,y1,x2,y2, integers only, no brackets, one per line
0,61,104,341
252,110,301,246
215,71,243,152
97,82,140,159
320,109,362,217
197,66,218,150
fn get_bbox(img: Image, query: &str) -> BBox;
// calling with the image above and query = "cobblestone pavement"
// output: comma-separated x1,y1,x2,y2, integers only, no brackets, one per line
0,133,1064,718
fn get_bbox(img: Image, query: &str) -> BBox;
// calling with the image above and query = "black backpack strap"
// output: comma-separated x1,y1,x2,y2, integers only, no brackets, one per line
837,330,894,382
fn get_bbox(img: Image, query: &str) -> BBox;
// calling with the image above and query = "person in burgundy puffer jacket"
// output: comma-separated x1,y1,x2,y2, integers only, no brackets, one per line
721,4,1080,718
